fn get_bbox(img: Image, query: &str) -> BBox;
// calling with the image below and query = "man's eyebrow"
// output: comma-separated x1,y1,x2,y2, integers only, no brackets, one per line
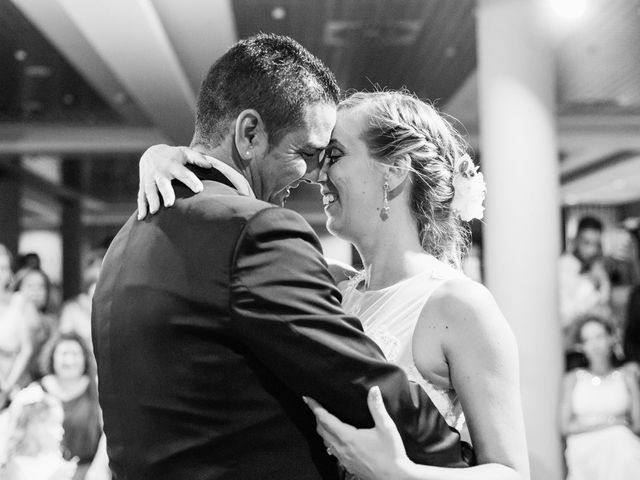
301,143,327,151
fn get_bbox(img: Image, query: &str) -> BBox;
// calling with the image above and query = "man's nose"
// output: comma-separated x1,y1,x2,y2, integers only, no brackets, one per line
302,163,321,184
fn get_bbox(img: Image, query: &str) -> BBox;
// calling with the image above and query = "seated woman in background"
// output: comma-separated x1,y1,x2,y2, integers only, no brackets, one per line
35,332,109,480
0,268,56,407
559,314,640,480
0,384,77,480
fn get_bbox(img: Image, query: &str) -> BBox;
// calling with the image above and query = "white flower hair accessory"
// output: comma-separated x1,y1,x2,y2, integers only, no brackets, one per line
450,154,486,222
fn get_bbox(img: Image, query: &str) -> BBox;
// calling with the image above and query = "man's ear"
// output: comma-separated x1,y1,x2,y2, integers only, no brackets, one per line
234,109,268,162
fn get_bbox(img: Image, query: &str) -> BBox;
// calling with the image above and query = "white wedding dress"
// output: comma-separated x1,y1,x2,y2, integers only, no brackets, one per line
565,368,640,480
339,258,468,439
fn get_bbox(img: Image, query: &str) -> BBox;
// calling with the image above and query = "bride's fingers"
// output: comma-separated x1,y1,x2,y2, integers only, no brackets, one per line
367,386,395,431
157,176,176,207
137,159,150,220
316,422,342,450
137,187,148,220
144,176,161,215
305,397,338,429
303,397,356,444
308,402,356,440
180,147,214,169
302,396,323,412
171,166,203,194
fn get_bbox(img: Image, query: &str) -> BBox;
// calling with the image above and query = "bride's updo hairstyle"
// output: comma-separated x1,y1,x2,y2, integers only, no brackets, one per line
339,91,472,268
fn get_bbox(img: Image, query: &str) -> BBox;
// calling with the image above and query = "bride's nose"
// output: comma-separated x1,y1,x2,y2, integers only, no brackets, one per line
301,152,323,184
316,158,330,184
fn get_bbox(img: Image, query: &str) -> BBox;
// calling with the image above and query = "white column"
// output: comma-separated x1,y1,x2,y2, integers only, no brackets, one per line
477,1,564,479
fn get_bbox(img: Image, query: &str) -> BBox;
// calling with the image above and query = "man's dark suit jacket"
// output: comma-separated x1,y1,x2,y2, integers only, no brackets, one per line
92,167,472,480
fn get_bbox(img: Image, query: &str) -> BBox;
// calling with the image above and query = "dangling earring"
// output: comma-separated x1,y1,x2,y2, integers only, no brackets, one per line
380,181,390,221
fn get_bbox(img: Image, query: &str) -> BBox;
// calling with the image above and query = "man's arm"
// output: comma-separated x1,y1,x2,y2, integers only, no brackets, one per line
229,207,471,467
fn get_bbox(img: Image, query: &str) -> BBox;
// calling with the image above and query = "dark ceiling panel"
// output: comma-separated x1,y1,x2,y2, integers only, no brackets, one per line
233,0,476,104
0,0,122,124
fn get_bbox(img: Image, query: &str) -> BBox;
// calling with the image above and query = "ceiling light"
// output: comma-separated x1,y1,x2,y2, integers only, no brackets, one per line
14,50,27,62
271,7,286,20
550,0,586,19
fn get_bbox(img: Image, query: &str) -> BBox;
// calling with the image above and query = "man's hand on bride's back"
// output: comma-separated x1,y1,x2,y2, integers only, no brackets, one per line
137,145,212,220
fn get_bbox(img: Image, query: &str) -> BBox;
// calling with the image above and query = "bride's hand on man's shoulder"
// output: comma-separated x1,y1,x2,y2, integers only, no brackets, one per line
303,386,412,480
137,144,212,220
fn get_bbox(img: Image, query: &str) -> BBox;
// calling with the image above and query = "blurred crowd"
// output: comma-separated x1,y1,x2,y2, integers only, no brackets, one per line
0,244,109,480
558,216,640,479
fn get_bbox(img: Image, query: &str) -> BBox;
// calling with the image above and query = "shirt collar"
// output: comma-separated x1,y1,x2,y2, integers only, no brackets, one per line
202,154,256,199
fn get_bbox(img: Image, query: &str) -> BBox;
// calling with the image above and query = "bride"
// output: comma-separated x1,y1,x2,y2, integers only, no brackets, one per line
137,90,529,480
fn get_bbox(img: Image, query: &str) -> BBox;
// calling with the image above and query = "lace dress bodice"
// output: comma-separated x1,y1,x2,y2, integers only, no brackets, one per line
340,259,468,436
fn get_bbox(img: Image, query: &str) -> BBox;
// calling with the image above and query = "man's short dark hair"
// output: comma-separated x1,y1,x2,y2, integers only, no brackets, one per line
577,216,603,234
193,33,340,149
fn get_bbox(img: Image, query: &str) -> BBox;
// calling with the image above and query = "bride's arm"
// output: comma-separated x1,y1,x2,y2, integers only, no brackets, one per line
427,279,529,479
137,145,214,219
306,279,530,480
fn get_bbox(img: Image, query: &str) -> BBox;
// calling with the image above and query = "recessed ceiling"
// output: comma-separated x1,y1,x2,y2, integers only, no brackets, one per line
232,0,476,104
2,0,640,232
0,0,127,124
556,0,640,115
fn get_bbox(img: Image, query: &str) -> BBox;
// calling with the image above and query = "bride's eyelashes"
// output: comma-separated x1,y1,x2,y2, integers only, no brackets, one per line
322,147,344,166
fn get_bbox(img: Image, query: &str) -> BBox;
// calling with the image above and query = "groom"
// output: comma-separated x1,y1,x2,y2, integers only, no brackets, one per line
93,34,471,480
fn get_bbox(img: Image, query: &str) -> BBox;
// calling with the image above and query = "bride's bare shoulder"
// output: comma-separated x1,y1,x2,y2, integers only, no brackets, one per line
418,277,514,349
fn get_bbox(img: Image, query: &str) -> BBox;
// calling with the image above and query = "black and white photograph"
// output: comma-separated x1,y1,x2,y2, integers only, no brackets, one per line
1,1,640,479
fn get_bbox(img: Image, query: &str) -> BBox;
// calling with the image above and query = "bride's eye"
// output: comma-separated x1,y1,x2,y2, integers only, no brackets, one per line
322,148,343,166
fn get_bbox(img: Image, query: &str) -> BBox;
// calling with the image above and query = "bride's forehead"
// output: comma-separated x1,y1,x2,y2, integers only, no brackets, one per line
334,109,368,142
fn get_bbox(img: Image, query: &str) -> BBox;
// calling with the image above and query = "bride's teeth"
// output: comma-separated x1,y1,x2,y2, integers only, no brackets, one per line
323,193,337,206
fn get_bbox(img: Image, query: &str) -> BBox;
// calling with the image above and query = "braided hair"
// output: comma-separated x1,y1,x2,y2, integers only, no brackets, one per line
339,91,473,268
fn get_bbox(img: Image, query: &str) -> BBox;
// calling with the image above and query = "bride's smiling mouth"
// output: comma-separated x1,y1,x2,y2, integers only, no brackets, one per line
322,192,338,208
